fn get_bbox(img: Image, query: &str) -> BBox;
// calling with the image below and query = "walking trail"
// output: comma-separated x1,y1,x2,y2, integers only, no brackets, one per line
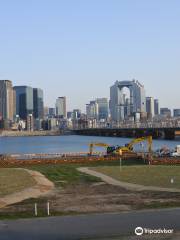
78,167,180,193
0,169,54,208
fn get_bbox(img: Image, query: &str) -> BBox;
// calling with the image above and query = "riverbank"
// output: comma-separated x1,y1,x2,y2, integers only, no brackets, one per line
0,130,61,137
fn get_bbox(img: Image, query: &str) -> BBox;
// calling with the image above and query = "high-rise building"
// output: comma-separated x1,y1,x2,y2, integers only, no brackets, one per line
0,80,15,122
86,101,98,119
67,111,73,119
96,98,109,120
146,97,154,119
26,114,34,131
72,109,81,119
160,108,171,117
44,106,49,117
33,88,44,119
14,86,33,120
48,107,55,118
110,80,146,121
154,99,159,115
55,97,66,118
173,109,180,117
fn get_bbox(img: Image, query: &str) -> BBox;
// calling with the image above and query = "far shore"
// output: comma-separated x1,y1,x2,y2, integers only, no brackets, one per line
0,130,64,137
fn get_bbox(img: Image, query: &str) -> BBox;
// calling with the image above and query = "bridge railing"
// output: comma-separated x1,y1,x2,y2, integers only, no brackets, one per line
73,119,180,130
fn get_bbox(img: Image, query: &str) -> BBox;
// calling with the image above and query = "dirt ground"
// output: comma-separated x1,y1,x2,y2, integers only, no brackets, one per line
1,181,180,216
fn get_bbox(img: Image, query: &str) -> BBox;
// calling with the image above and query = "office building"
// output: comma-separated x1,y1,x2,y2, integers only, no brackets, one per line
55,97,66,118
86,101,98,119
72,109,81,119
0,80,15,122
44,106,49,117
96,98,109,120
146,97,154,119
14,86,33,120
110,80,146,121
48,108,55,118
154,99,159,115
26,114,34,131
173,109,180,117
67,111,73,119
160,108,171,117
33,88,44,119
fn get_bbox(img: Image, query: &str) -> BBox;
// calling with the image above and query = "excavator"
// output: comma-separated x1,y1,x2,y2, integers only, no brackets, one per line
89,136,152,156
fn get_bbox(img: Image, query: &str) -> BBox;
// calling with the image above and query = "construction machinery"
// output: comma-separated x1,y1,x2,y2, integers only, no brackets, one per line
89,136,152,156
117,136,152,153
89,142,110,156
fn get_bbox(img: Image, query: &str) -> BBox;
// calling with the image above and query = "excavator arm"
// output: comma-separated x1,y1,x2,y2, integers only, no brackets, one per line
126,136,152,153
89,142,110,155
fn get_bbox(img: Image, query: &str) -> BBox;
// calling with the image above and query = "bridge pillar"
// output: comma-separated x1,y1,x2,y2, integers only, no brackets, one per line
164,129,175,140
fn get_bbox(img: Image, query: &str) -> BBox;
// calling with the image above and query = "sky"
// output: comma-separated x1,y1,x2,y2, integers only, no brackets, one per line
0,0,179,112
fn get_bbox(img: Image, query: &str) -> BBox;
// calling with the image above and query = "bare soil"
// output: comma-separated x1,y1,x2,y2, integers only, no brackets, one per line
1,182,180,216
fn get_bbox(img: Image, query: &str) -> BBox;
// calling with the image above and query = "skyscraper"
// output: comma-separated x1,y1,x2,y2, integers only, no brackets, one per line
55,97,66,118
96,98,109,120
146,97,154,119
154,99,159,115
86,101,98,119
0,80,15,122
110,80,146,121
33,88,44,119
14,86,33,120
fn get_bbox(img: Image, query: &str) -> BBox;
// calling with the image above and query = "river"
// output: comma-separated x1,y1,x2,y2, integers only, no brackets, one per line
0,135,180,154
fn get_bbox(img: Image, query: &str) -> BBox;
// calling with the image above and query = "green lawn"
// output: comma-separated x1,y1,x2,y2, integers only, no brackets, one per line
27,164,100,187
0,168,36,197
91,165,180,189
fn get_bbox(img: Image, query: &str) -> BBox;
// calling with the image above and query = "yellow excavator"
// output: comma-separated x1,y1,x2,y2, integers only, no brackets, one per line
89,142,110,156
89,136,152,155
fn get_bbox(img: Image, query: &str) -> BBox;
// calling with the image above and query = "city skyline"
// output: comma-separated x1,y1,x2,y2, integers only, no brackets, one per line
0,78,177,114
0,0,180,111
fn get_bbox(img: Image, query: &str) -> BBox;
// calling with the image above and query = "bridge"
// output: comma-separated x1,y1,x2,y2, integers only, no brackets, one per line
73,125,180,140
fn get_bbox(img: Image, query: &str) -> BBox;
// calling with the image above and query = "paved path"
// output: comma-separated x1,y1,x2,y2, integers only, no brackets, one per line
78,167,180,192
0,169,54,208
0,208,180,239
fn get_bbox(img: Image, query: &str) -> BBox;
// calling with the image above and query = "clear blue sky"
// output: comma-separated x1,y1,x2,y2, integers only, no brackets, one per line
0,0,179,112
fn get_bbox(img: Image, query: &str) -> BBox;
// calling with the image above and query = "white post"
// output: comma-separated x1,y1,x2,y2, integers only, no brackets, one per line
34,203,37,216
120,157,122,171
119,149,122,172
47,202,50,216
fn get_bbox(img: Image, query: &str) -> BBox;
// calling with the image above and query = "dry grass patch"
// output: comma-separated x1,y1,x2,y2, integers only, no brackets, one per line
0,168,36,197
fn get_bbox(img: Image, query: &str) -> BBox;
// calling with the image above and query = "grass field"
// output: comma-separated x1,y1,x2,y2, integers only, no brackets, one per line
0,168,36,197
26,159,143,187
0,161,180,219
91,165,180,189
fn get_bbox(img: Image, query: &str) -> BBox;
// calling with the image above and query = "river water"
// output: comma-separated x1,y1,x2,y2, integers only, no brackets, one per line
0,135,180,154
